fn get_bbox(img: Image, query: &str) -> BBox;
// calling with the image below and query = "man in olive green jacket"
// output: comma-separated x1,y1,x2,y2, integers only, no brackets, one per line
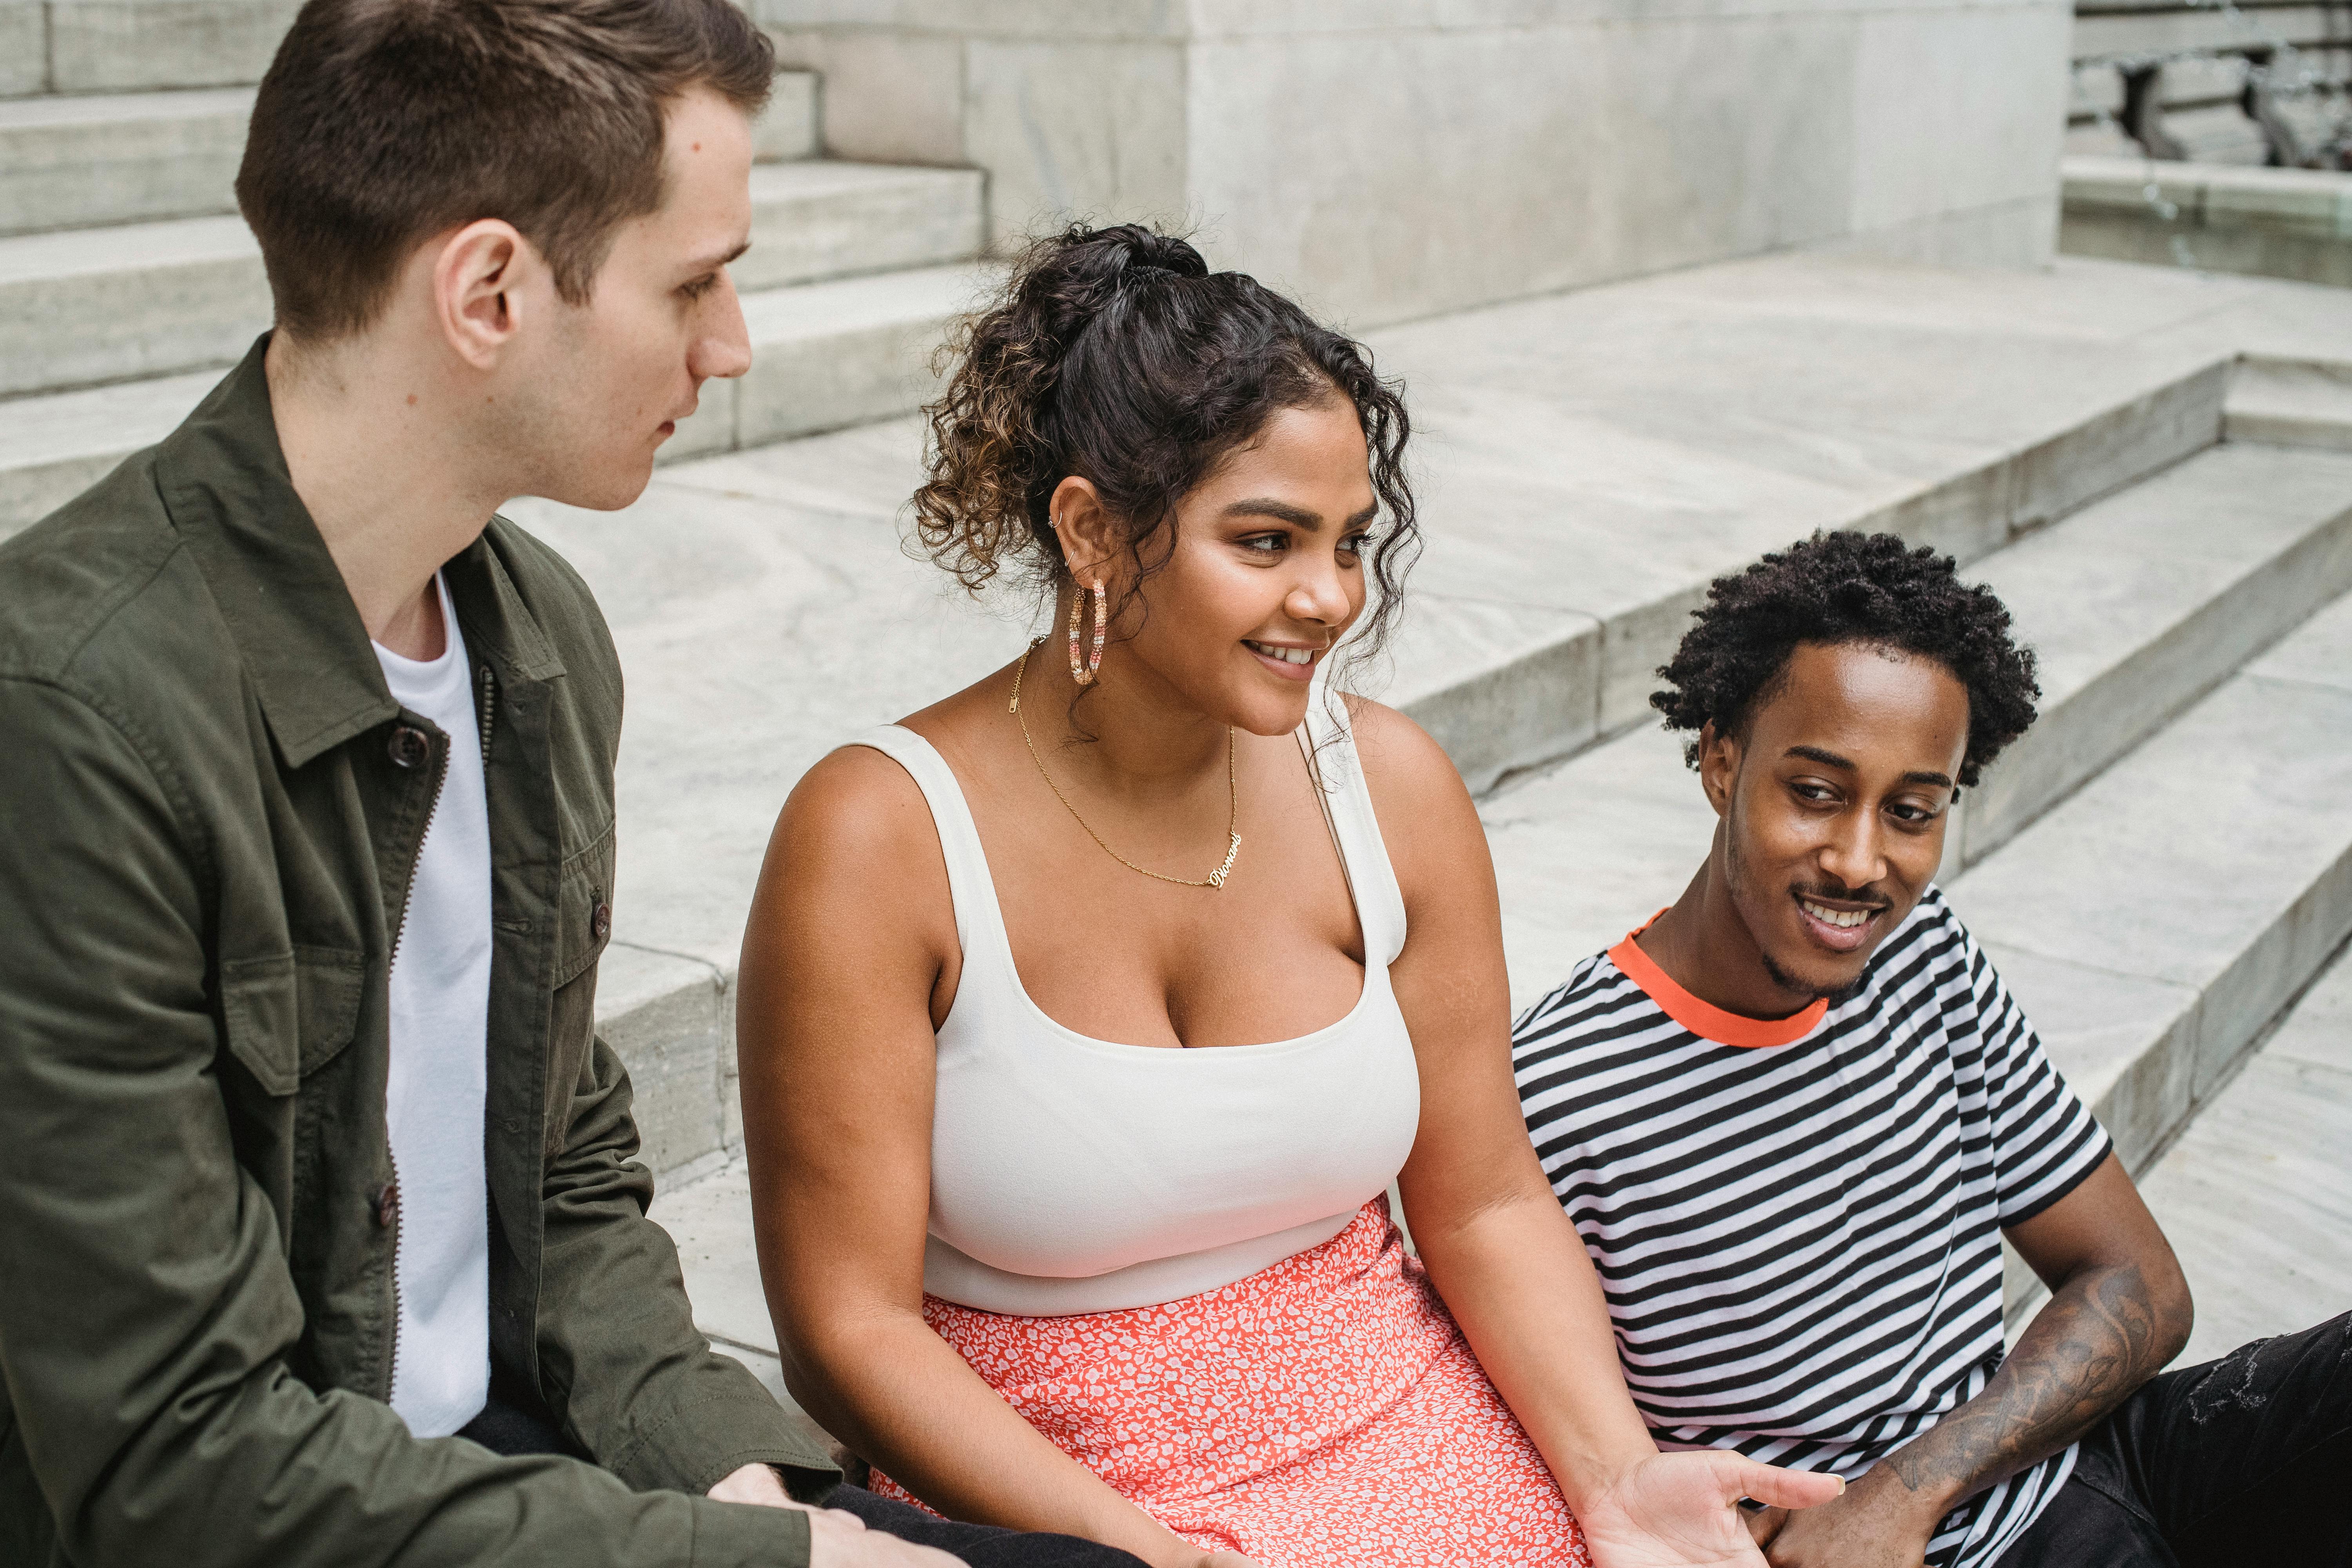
0,4,1143,1567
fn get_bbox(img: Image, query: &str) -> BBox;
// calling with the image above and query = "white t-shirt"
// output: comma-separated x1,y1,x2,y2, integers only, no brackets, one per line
372,572,493,1439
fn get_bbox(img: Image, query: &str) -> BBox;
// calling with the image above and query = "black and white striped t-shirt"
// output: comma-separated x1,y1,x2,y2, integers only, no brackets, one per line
1512,887,2110,1568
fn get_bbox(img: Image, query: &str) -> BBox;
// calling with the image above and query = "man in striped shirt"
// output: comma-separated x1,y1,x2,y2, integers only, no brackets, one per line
1513,533,2349,1568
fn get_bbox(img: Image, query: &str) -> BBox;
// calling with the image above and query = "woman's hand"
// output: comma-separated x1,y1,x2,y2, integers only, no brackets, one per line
1575,1450,1844,1568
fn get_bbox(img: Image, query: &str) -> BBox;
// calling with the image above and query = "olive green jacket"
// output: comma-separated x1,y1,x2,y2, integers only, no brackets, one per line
0,341,836,1567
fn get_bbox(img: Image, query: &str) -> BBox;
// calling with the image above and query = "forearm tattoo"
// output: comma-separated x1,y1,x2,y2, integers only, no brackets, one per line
1882,1261,2183,1505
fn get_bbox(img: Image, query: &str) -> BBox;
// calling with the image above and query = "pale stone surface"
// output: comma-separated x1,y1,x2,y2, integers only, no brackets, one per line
0,212,267,396
733,260,994,444
598,943,730,1178
507,438,1029,979
2226,357,2352,453
755,69,820,163
1848,4,2069,238
739,160,982,293
0,87,250,236
0,367,221,537
764,0,2071,326
765,25,963,164
1949,661,2352,1106
47,0,302,93
1957,443,2352,865
0,166,982,403
1980,945,2200,1172
653,1162,781,1357
2136,943,2352,1366
963,36,1187,256
0,2,43,98
1485,723,1712,1014
2246,585,2352,692
2062,155,2352,289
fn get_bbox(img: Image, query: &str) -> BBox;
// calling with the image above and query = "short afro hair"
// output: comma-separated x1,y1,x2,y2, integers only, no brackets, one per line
1651,531,2040,788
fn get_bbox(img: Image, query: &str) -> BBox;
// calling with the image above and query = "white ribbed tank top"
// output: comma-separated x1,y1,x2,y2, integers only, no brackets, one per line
849,700,1422,1317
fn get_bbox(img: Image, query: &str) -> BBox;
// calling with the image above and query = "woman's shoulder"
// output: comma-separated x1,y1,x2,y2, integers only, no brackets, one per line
776,732,948,887
1335,694,1471,815
1332,694,1486,902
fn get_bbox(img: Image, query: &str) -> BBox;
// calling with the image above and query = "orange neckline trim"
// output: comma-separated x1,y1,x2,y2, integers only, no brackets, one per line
1607,911,1827,1049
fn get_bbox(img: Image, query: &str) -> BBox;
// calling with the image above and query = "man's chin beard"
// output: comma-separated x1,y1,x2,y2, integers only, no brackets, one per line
1760,947,1866,1007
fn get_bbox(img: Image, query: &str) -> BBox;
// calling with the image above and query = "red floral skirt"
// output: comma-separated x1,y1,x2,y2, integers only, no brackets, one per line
872,1200,1591,1566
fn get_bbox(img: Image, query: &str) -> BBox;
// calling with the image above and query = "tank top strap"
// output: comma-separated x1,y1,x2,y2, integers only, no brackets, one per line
844,724,1012,967
1299,698,1410,966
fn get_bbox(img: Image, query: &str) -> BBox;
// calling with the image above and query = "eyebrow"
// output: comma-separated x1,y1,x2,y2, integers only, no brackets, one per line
1219,498,1381,528
686,239,751,274
1783,744,1953,789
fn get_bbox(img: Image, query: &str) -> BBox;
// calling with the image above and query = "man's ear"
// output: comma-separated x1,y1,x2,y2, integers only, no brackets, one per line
1697,719,1739,820
431,218,538,370
1047,475,1122,587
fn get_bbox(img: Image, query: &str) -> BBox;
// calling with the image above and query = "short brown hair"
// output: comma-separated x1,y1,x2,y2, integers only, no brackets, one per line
237,0,773,342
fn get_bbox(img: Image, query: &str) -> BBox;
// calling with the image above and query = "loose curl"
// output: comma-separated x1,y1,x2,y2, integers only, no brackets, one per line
912,223,1419,688
1652,531,2040,788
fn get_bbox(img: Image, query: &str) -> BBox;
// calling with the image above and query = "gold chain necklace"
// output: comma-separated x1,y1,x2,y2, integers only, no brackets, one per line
1010,640,1240,889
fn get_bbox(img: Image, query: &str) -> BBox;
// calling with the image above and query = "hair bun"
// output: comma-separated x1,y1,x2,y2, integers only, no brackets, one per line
1115,227,1207,281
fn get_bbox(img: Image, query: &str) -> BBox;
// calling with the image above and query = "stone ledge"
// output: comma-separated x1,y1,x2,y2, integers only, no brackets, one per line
2226,356,2352,452
2064,155,2352,241
541,252,2352,1185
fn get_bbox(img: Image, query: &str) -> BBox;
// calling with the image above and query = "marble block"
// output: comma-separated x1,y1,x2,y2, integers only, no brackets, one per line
46,0,303,93
0,89,253,236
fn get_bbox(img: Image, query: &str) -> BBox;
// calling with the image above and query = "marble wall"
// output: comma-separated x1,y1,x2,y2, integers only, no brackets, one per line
757,0,2073,328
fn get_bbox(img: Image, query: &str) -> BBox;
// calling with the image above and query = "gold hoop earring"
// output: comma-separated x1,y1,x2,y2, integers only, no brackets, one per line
1068,579,1107,687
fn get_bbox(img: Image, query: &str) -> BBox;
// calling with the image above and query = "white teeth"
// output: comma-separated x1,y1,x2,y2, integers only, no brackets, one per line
1801,900,1870,929
1250,641,1313,665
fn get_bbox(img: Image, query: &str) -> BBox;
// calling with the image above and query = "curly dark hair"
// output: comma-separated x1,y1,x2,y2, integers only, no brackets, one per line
911,222,1419,680
1651,531,2040,788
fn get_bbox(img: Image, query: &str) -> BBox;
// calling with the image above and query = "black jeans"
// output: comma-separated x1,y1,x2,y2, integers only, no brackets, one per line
1997,1311,2352,1567
457,1372,1147,1567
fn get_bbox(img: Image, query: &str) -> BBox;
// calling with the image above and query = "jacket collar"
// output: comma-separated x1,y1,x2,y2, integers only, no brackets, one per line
160,335,563,768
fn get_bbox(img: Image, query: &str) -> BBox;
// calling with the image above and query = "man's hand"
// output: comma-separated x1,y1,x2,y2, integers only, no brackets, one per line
707,1465,966,1567
1575,1449,1845,1567
1740,1468,1940,1568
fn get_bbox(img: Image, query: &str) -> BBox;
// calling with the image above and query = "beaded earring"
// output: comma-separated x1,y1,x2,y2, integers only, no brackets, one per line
1068,579,1107,686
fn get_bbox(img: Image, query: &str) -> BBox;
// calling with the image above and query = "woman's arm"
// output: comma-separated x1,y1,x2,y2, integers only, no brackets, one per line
736,747,1236,1568
1351,702,1839,1567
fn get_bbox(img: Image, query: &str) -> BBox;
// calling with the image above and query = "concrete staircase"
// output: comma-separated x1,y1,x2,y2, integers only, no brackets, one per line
0,0,991,534
580,254,2352,1407
7,0,2350,1427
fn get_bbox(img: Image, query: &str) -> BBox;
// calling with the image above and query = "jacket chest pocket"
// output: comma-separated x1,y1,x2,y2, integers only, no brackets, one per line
542,824,615,1157
220,946,367,1096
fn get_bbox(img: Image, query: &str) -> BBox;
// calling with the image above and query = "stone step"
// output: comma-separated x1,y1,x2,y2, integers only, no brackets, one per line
0,260,989,537
2227,356,2352,451
642,511,2352,1392
0,0,301,97
0,367,220,534
1954,592,2352,1169
1377,337,2228,796
0,158,978,401
0,73,820,238
0,88,252,236
476,250,2352,1185
2127,932,2352,1366
1953,441,2352,867
1486,579,2352,1180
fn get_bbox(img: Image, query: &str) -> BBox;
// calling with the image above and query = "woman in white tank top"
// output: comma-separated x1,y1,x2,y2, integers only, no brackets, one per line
736,226,1837,1568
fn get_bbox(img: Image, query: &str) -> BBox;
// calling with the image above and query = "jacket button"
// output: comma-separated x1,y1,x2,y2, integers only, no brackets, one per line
387,726,431,769
372,1183,400,1228
590,901,612,941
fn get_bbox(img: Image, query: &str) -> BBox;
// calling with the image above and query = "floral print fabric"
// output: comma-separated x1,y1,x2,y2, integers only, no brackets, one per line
871,1200,1590,1566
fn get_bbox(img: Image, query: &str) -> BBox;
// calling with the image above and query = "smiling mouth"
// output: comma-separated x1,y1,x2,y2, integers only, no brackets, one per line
1792,890,1891,953
1245,639,1317,666
1799,898,1871,929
